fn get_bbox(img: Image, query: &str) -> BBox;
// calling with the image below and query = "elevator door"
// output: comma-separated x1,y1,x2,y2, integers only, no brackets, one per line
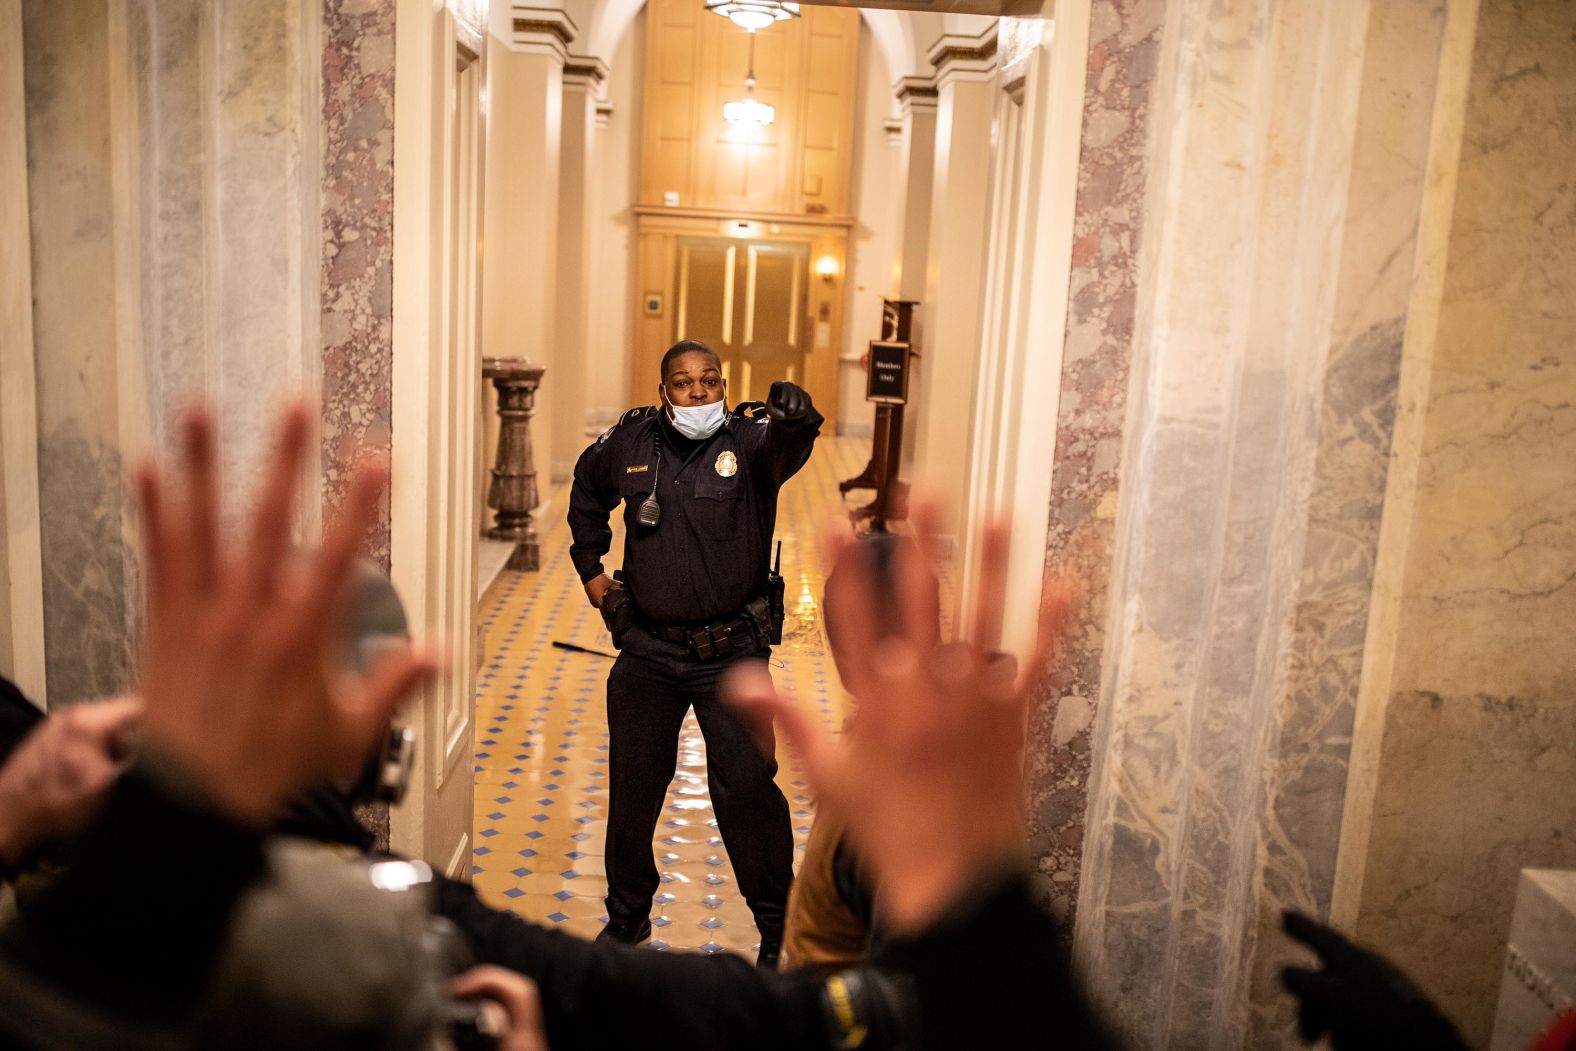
675,238,809,405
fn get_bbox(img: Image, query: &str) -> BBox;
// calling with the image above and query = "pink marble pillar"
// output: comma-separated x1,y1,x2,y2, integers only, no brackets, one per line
321,0,396,570
320,0,396,845
1027,0,1162,931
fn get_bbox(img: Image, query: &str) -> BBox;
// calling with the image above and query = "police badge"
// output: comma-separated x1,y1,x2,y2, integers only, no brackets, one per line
714,451,738,477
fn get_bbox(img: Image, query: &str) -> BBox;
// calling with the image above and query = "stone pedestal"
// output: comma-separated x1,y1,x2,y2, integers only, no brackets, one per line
482,357,546,572
1492,871,1576,1050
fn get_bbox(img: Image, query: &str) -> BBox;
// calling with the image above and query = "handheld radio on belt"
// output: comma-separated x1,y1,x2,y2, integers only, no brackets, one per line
767,540,785,645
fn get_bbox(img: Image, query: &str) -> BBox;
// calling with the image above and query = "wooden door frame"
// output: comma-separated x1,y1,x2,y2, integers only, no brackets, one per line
630,208,847,425
390,0,485,874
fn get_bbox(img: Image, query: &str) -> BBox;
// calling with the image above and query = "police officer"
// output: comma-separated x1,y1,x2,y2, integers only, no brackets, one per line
567,339,820,968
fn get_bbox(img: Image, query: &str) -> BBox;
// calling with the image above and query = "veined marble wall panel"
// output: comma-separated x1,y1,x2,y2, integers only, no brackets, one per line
1029,0,1161,931
1350,0,1576,1042
1071,0,1460,1045
321,0,395,571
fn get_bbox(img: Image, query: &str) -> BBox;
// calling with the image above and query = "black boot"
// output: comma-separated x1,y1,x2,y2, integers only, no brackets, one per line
596,917,653,946
755,935,782,970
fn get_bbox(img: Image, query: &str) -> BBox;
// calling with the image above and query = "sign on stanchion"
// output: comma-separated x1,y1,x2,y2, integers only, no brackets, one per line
866,341,912,405
841,299,919,533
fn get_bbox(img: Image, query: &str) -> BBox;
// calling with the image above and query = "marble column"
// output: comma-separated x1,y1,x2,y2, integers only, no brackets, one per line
19,0,386,710
1070,0,1476,1045
0,0,45,703
1333,0,1576,1042
911,25,998,544
321,0,396,570
128,0,327,526
552,55,608,482
482,5,573,493
1029,0,1161,931
20,0,139,705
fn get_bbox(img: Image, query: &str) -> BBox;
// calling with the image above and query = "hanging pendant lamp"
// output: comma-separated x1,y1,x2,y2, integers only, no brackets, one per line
704,0,799,32
722,30,776,129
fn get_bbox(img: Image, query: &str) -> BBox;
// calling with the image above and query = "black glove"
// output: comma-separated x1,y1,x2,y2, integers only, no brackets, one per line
1281,911,1468,1051
767,380,811,422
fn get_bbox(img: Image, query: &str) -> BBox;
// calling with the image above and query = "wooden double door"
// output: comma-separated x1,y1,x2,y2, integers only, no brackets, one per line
675,237,809,405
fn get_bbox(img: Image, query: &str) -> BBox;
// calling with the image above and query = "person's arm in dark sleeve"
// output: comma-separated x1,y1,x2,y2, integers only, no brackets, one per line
0,749,266,1028
433,874,833,1051
869,867,1119,1051
567,435,622,584
748,381,824,488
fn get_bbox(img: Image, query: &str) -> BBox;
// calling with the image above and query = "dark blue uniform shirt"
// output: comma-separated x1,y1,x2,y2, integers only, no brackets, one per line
567,401,822,626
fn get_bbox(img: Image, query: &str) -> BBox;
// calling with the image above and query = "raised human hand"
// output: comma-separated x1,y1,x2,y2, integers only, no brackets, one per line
724,498,1071,932
0,697,142,865
1281,911,1467,1050
134,402,438,824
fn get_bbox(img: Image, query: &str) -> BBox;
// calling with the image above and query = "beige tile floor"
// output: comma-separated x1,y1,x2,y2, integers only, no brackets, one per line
470,434,875,956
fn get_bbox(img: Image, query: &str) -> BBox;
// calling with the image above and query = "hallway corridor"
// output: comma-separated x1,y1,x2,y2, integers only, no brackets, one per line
470,434,868,955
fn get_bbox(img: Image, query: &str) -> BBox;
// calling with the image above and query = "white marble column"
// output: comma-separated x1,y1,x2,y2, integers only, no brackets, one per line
482,5,573,490
911,25,997,543
890,76,936,305
551,55,606,482
19,0,325,705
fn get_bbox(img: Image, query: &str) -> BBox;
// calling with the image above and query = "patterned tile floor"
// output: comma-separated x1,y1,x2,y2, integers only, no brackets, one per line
471,434,875,956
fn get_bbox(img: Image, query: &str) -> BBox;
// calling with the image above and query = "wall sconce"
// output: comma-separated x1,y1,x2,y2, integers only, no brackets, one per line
816,255,840,281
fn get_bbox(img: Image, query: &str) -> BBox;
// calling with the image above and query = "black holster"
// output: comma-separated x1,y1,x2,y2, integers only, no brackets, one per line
744,596,774,649
600,579,635,648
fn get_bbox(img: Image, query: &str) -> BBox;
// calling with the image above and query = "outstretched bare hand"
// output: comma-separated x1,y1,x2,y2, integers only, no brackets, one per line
724,498,1071,932
134,402,438,824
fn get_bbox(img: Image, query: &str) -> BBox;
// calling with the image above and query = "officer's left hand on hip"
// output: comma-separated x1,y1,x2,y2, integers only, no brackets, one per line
767,381,809,422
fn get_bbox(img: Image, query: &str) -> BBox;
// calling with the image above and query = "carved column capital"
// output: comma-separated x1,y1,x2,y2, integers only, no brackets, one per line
927,25,999,88
510,5,577,63
894,75,939,116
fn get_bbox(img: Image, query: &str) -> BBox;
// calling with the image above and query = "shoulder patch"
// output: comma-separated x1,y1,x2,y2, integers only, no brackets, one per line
619,405,660,426
595,406,658,446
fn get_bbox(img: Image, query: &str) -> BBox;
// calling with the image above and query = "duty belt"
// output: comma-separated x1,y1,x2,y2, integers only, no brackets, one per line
642,607,764,661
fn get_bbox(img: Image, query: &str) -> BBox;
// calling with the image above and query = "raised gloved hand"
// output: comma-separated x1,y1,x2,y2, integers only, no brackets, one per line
1281,911,1468,1051
767,380,811,422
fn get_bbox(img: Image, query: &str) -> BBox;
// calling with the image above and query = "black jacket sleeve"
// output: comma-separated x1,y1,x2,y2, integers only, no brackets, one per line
743,400,824,489
435,866,1119,1051
567,433,624,584
433,875,832,1051
871,870,1120,1051
0,751,265,1028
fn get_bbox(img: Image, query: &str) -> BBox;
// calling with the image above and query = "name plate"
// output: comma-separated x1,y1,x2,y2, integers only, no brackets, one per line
866,341,911,405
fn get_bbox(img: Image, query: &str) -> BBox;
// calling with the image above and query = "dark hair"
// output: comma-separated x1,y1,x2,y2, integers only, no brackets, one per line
660,339,720,380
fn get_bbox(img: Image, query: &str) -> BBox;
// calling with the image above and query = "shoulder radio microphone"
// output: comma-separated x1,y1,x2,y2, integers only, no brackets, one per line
637,441,662,528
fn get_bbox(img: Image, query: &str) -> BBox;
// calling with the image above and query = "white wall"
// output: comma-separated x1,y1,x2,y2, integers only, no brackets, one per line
837,24,896,438
586,8,643,428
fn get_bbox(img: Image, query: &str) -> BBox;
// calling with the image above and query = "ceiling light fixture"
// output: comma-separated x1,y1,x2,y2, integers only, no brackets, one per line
704,0,799,32
722,30,776,129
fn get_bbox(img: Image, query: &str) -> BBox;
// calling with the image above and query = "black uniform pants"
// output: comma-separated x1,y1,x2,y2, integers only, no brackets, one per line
603,625,794,940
